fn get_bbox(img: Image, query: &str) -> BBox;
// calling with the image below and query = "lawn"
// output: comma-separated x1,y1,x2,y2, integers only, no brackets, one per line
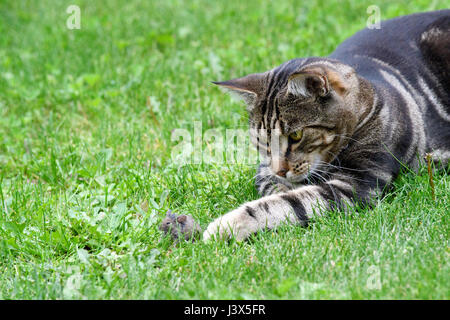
0,0,449,299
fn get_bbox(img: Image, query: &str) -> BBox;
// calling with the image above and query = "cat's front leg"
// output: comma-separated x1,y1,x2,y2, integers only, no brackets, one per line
203,174,385,241
203,186,320,241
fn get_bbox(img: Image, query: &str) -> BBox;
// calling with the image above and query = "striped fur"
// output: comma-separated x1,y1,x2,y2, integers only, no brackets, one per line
204,11,450,241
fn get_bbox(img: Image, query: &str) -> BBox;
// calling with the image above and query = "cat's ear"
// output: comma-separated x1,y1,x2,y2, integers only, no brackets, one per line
212,73,264,106
287,67,331,98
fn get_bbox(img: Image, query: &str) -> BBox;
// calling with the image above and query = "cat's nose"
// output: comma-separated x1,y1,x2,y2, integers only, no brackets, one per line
272,158,289,178
276,168,288,177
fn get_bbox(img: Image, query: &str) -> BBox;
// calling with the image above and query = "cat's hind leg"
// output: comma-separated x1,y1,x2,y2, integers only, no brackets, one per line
419,16,450,93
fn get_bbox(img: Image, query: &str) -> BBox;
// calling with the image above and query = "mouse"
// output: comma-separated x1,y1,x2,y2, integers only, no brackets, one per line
159,210,202,242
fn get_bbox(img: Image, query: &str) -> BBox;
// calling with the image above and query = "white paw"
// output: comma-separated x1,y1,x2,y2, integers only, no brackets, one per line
202,208,255,242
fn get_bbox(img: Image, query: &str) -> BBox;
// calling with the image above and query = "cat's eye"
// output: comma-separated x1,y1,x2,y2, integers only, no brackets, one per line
289,130,303,141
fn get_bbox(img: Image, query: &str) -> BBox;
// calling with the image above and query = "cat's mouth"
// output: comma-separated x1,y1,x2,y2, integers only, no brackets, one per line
285,171,310,184
285,160,321,184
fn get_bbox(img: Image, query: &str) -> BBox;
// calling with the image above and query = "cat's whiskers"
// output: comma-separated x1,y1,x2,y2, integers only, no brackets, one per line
313,161,372,184
309,171,327,183
324,150,342,167
332,133,366,146
317,159,371,173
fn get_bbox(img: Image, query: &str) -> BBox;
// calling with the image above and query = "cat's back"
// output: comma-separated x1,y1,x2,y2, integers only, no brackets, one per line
329,10,450,71
330,10,450,158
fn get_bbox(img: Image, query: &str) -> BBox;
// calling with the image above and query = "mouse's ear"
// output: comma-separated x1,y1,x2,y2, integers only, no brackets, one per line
176,215,187,223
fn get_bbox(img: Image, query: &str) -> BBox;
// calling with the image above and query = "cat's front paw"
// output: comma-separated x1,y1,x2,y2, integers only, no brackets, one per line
203,208,256,242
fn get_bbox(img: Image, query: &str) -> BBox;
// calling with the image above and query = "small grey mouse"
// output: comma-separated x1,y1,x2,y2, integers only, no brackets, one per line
159,210,202,242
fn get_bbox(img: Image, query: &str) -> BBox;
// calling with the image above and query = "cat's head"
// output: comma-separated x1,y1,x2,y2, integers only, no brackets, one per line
214,58,366,183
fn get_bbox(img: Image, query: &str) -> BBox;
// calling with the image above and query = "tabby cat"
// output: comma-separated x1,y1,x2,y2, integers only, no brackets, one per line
203,10,450,241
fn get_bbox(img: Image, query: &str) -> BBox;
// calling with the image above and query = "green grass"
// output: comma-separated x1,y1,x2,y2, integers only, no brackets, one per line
0,0,449,299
